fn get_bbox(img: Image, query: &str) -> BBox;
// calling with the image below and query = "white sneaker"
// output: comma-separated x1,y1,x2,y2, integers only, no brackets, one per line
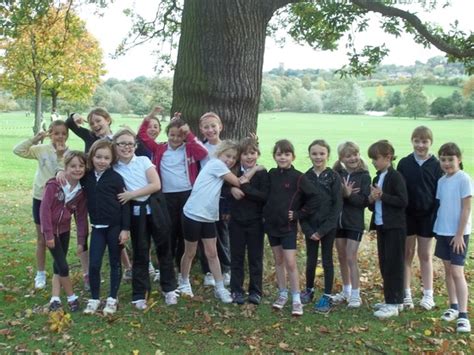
203,272,215,287
133,299,147,310
34,272,46,289
103,297,118,315
214,287,232,303
83,299,101,314
223,272,231,286
164,290,179,306
441,308,459,322
332,292,349,304
456,318,471,333
374,302,404,312
403,295,414,310
153,269,161,282
374,304,399,319
419,295,435,310
178,281,194,298
348,296,362,308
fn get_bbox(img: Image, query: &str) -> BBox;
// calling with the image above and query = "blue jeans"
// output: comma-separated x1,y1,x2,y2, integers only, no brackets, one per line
89,226,122,299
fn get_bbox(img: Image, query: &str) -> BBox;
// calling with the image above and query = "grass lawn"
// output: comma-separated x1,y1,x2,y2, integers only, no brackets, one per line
0,111,473,353
362,85,461,102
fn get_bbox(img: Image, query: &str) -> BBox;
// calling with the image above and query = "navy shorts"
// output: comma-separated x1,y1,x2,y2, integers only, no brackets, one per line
182,214,217,242
336,229,364,242
406,214,434,238
434,235,469,266
32,198,41,225
268,234,297,250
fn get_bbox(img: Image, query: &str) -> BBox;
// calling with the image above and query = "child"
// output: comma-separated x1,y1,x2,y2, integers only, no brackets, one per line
81,140,130,315
198,112,231,286
300,140,342,313
179,140,260,303
136,107,162,159
228,137,269,305
112,128,178,309
264,139,318,316
40,151,88,312
333,141,371,308
397,126,443,310
138,114,208,271
434,143,472,333
13,121,69,289
368,140,408,319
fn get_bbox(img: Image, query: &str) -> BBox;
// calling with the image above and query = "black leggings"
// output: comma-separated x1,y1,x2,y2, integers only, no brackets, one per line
305,229,336,294
48,232,71,277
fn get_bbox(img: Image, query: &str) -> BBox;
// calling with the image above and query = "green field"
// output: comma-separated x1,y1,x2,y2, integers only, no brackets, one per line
0,111,473,353
362,85,461,102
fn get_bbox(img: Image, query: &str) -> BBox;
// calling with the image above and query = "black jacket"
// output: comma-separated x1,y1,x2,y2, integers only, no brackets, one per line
263,166,318,237
369,167,408,230
396,153,443,217
300,167,343,238
334,167,371,232
230,168,269,223
81,168,130,230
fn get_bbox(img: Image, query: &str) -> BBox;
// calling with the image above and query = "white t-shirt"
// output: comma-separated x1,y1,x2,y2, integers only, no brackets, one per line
183,158,229,222
374,170,388,226
433,170,473,236
160,144,192,193
199,141,218,167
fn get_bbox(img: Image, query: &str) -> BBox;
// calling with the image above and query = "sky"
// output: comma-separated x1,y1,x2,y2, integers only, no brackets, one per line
80,0,473,80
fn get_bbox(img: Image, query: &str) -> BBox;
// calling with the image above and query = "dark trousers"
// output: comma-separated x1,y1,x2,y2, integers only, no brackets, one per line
130,215,176,300
305,229,336,294
164,190,190,270
89,226,122,299
229,219,264,296
376,226,405,304
199,219,231,274
49,232,71,277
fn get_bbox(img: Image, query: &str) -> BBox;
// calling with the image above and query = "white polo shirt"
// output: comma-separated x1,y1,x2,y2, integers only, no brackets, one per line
160,144,191,193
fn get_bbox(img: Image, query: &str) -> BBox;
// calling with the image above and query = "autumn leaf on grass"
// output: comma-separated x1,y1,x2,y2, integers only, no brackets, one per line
48,310,72,333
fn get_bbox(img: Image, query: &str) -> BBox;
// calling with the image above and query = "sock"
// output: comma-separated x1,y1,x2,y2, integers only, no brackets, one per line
37,270,46,276
458,312,468,319
215,280,225,290
67,294,78,302
279,288,288,299
181,276,189,284
451,303,459,311
404,288,412,298
50,296,60,303
343,284,352,295
351,288,360,298
292,292,301,304
423,289,433,297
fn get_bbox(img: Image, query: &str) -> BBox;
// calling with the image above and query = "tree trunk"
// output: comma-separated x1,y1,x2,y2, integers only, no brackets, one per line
171,0,274,139
51,89,58,111
33,77,43,134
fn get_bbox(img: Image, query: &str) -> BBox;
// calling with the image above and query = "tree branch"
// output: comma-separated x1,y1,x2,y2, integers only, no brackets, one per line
352,0,474,59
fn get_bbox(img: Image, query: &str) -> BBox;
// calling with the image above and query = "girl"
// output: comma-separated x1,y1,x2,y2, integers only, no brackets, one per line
228,137,269,305
81,140,130,315
66,108,133,282
13,121,69,289
178,140,260,303
40,151,88,312
368,140,408,319
397,126,443,311
332,141,371,308
433,143,471,333
198,112,231,286
136,106,162,159
264,139,318,316
112,128,177,309
300,140,342,313
138,114,208,272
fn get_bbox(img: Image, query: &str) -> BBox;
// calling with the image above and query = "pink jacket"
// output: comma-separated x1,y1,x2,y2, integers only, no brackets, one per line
138,118,208,186
40,178,88,246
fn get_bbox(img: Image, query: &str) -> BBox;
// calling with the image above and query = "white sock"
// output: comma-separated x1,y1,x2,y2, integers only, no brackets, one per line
404,288,412,298
351,288,360,298
67,294,78,302
50,296,60,303
292,292,301,304
423,289,433,297
343,284,352,295
215,280,225,290
37,270,46,276
180,276,189,284
279,288,288,298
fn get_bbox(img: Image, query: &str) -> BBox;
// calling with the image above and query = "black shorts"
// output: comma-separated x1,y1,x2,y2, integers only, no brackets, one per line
434,235,469,266
336,229,363,242
268,234,297,250
406,214,434,238
32,198,41,225
182,214,217,242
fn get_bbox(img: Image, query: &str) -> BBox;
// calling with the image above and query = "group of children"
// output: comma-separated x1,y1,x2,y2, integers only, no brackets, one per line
13,109,471,333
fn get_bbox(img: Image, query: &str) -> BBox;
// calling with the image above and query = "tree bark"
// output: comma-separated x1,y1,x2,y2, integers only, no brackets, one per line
171,0,276,139
33,77,43,134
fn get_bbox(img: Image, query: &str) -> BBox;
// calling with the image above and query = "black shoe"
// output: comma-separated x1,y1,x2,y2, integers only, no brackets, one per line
232,292,245,305
248,293,261,305
48,300,62,312
68,298,80,312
